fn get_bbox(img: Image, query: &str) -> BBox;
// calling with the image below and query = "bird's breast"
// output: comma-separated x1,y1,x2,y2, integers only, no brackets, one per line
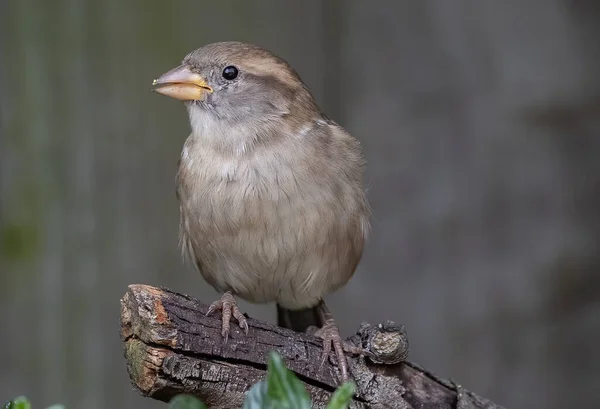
176,139,367,309
178,144,310,251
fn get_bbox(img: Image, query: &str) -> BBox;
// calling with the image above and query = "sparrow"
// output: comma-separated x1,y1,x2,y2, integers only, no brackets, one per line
152,41,370,382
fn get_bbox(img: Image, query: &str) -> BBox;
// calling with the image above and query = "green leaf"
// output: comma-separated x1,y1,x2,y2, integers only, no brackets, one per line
266,351,311,409
2,397,65,409
168,395,208,409
325,382,355,409
242,380,270,409
3,397,31,409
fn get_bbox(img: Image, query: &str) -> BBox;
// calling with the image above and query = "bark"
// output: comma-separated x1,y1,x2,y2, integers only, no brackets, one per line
120,284,504,409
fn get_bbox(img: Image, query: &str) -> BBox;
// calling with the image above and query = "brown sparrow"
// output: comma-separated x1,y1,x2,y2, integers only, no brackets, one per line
152,42,370,382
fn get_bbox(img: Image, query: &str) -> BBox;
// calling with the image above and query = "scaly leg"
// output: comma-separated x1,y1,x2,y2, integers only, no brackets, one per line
314,300,362,383
206,291,249,343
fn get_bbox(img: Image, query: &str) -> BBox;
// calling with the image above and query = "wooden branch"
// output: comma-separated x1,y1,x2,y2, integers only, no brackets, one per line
120,284,505,409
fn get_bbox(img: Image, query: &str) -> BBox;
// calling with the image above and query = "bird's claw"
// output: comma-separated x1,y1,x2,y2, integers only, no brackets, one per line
206,291,249,344
315,320,352,383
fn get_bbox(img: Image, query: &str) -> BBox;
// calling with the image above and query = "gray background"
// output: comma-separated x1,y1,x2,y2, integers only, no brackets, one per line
2,1,600,408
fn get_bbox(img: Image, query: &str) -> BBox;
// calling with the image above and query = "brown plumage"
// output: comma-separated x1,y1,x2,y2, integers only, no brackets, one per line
153,41,370,382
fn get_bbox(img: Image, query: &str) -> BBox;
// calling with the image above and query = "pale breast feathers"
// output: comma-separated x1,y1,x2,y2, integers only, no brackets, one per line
176,118,370,308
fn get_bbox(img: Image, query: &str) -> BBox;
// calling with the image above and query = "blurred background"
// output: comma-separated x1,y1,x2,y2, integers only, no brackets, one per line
2,1,600,408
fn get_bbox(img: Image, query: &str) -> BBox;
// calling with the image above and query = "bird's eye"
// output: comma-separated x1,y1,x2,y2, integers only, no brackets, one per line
222,66,239,80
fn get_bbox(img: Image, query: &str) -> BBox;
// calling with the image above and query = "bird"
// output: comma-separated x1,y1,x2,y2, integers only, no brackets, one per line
152,41,370,382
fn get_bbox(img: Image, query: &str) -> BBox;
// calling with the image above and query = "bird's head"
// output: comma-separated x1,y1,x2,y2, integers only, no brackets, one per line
152,42,319,147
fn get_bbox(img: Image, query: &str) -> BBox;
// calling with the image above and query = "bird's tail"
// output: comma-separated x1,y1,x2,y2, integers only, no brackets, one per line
276,304,320,332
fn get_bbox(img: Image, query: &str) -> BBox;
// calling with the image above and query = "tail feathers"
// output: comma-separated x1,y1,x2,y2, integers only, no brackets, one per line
276,304,320,332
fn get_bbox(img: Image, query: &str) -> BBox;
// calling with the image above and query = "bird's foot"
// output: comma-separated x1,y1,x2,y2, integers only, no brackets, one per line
315,318,361,383
206,291,249,344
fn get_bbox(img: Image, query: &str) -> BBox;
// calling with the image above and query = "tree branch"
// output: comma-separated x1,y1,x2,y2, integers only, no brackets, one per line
120,284,504,409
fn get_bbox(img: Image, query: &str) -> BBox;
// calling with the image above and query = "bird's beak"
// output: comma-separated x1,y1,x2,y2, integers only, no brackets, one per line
152,65,213,101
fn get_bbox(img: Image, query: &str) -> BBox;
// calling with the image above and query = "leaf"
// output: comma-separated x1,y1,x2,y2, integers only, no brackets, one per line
325,382,355,409
3,397,31,409
242,380,270,409
266,351,311,409
2,397,64,409
168,395,208,409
